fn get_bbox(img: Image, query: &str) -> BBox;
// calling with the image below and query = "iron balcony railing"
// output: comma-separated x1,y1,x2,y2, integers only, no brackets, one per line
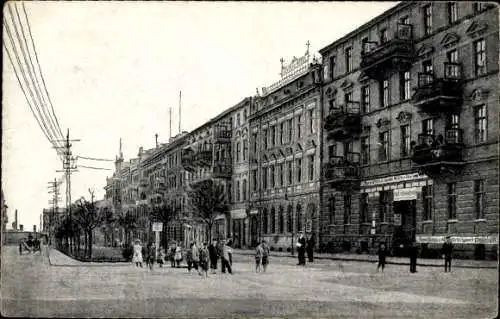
361,24,413,55
417,63,462,87
416,128,464,147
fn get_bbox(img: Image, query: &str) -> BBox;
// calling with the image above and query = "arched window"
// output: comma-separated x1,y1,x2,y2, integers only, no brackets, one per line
263,208,268,234
329,195,335,224
236,180,240,202
287,205,293,233
279,206,284,233
270,207,276,234
296,204,303,232
242,179,247,201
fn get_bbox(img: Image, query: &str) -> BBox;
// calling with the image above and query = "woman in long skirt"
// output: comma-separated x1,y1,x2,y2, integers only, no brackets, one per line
133,239,143,268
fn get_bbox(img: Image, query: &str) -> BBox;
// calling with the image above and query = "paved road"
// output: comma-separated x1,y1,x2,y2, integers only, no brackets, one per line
1,245,498,318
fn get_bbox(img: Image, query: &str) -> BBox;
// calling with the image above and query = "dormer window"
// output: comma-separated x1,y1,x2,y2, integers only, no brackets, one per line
380,29,388,44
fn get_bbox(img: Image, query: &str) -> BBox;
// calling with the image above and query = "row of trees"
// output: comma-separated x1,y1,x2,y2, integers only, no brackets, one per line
53,179,229,257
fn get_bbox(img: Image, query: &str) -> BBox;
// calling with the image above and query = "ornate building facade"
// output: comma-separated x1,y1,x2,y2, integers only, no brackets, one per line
319,1,498,257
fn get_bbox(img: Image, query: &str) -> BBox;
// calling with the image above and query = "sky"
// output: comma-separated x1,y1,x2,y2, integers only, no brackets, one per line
2,1,399,231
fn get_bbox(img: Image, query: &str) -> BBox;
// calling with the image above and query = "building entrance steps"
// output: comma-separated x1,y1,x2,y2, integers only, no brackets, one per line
232,249,498,269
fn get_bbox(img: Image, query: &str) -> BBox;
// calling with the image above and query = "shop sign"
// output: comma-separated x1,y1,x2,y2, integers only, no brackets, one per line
136,200,148,205
416,235,499,245
361,173,428,187
393,214,402,226
393,187,419,201
152,222,163,232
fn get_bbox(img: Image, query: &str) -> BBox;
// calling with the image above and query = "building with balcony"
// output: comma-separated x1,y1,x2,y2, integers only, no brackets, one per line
248,45,323,251
319,2,498,258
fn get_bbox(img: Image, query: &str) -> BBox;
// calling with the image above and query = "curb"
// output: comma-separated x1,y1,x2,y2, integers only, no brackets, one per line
234,251,498,269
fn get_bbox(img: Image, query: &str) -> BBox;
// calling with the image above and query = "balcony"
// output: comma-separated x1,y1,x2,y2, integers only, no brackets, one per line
214,124,232,142
193,150,212,166
412,63,463,113
411,128,465,173
324,102,361,141
181,149,195,172
213,162,232,179
323,152,361,189
360,24,414,79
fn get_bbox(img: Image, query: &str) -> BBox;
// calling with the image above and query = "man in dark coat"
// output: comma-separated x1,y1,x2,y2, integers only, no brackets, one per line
442,236,453,272
208,239,219,274
297,232,306,266
409,242,418,273
377,243,387,272
307,233,316,262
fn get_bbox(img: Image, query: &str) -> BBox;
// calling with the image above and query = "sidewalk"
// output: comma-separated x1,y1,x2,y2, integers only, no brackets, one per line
233,249,498,269
47,246,128,267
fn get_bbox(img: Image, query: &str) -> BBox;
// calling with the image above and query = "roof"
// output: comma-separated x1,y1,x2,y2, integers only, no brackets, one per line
319,1,411,55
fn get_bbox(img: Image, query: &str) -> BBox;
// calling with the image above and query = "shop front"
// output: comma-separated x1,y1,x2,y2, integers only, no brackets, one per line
230,209,247,248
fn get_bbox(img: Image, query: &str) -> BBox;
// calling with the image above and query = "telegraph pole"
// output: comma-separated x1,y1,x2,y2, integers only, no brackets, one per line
54,129,79,252
47,177,62,246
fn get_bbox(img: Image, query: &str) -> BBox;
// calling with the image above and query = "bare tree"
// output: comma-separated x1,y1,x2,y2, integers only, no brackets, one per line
74,190,105,258
118,212,137,246
188,179,229,242
149,203,176,248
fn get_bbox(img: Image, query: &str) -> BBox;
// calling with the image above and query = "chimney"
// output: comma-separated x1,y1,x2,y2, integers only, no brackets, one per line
20,224,24,231
33,225,36,233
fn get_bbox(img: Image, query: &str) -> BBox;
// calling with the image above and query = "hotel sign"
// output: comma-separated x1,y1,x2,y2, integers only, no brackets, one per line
361,173,428,187
281,55,310,78
393,188,419,201
416,235,499,245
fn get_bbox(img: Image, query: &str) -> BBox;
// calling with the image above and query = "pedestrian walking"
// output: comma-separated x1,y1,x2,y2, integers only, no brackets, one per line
261,240,270,272
146,243,156,271
255,243,263,273
221,240,232,274
307,233,316,263
226,238,233,266
186,244,193,272
133,239,143,268
409,242,418,273
296,232,306,266
377,243,387,272
199,242,210,278
169,244,176,268
157,247,165,268
442,236,453,272
174,244,183,268
208,239,219,274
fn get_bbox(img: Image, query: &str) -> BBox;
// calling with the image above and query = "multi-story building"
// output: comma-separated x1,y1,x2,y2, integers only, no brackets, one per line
248,46,323,251
319,1,498,257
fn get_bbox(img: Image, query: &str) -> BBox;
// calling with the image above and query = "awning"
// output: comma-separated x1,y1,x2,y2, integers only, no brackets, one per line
230,209,247,219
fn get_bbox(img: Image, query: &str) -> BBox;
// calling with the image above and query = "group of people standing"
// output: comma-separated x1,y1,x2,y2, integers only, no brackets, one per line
296,232,316,266
131,238,234,277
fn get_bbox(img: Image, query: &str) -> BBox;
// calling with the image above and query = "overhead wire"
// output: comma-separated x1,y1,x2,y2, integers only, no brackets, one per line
77,156,115,162
78,165,112,171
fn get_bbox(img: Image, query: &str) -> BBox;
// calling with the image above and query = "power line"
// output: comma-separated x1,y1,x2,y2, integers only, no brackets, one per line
77,156,115,162
78,165,113,171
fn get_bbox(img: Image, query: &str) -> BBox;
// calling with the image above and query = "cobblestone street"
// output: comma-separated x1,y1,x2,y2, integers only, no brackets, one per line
1,246,497,318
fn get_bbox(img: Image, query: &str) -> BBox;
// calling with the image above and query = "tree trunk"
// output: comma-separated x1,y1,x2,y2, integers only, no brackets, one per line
207,223,213,243
89,230,93,259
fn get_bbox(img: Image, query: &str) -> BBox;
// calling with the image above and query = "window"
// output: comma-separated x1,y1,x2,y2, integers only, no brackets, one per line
287,161,293,185
343,141,353,157
328,144,337,159
474,2,486,13
400,125,411,157
380,28,388,44
263,129,268,149
279,206,284,233
328,196,335,224
361,136,370,164
344,92,353,104
270,165,275,188
296,204,302,232
242,179,247,201
400,16,409,25
345,47,353,73
236,142,241,162
308,109,314,134
287,119,293,142
279,122,284,144
297,115,302,138
243,109,247,121
360,193,369,223
270,207,276,234
474,180,485,219
448,2,458,24
422,59,433,74
422,118,434,135
447,183,457,219
343,194,352,224
237,114,241,126
329,56,336,79
447,49,459,77
328,98,337,112
381,78,390,107
423,4,433,35
361,85,370,113
278,163,284,186
296,158,302,183
378,131,389,162
379,191,391,223
252,170,257,191
422,185,433,221
243,139,248,161
263,208,268,234
236,180,240,202
474,39,486,76
271,126,276,147
474,105,487,143
400,71,411,100
252,133,258,154
308,155,314,181
262,167,268,189
287,205,293,233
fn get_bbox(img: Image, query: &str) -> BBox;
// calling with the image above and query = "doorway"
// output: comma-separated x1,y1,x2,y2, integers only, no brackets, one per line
392,200,416,254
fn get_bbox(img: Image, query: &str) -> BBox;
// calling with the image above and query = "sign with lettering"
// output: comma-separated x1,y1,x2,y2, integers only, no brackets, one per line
282,55,309,77
393,188,419,201
305,219,312,233
152,222,163,232
393,214,402,226
361,173,429,187
416,235,499,245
